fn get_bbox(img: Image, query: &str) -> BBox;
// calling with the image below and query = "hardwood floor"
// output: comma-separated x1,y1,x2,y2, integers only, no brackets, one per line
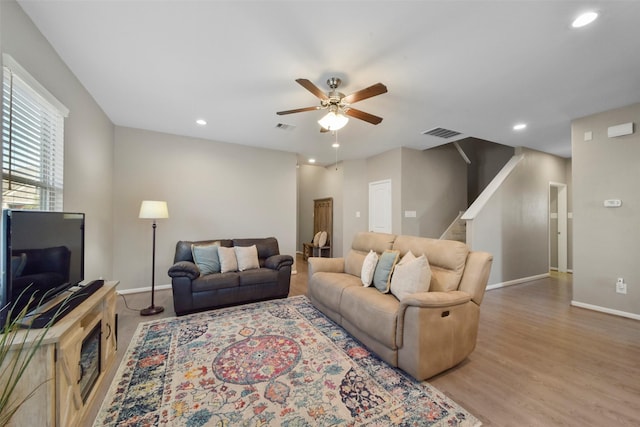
83,257,640,426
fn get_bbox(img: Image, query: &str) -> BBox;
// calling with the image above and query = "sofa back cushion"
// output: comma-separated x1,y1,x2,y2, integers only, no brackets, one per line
345,232,396,277
392,235,468,292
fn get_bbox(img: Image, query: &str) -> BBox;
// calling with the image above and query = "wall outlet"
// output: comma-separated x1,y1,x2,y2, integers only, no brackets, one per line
616,278,627,294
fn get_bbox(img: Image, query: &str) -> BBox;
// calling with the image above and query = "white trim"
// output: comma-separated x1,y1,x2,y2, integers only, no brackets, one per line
2,53,69,117
117,283,172,295
486,273,550,290
571,301,640,321
462,154,524,220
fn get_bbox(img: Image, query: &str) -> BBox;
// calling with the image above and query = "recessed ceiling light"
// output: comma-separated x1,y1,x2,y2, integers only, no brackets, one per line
332,143,340,148
309,158,316,163
513,123,527,131
572,11,598,28
196,119,207,126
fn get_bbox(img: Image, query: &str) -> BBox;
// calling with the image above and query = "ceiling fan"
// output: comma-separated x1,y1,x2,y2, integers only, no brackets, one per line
277,77,387,131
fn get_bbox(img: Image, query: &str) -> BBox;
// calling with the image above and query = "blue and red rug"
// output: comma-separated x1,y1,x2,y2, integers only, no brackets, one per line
94,296,480,426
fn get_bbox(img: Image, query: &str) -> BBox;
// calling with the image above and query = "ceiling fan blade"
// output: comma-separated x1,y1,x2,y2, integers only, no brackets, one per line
296,78,329,101
277,106,320,115
342,83,388,104
344,108,383,125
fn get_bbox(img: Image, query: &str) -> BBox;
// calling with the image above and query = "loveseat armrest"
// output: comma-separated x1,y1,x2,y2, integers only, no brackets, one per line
264,254,294,270
307,257,345,277
168,261,200,280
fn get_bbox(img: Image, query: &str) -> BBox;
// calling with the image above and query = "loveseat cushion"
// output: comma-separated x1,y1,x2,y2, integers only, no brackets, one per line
174,239,233,263
238,268,279,286
192,273,239,292
340,286,399,349
233,237,280,266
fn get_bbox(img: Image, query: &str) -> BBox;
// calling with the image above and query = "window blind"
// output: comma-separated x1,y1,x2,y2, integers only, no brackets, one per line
2,57,66,211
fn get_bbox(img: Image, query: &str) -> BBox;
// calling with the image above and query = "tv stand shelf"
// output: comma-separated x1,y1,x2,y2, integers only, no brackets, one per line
2,281,118,427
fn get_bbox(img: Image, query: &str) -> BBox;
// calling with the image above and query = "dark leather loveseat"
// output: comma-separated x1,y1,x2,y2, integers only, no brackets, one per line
12,245,71,297
168,237,293,315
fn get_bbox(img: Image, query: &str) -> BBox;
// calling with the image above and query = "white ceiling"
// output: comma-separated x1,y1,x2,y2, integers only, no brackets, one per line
17,1,640,165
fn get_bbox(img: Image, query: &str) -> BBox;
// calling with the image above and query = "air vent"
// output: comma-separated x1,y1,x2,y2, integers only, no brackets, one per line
276,123,296,131
421,127,461,139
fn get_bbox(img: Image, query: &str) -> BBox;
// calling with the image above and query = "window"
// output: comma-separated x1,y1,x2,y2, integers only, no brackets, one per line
2,54,68,211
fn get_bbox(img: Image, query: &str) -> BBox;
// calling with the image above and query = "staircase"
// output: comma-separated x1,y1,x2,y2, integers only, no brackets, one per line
440,211,466,243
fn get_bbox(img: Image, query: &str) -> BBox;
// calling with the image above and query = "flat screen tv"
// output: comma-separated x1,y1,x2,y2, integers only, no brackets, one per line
1,210,85,325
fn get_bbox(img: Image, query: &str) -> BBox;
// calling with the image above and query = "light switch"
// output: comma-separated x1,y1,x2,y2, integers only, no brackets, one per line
604,199,622,208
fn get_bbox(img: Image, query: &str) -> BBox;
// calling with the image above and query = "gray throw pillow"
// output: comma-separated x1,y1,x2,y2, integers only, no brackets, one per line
372,250,399,293
191,242,221,275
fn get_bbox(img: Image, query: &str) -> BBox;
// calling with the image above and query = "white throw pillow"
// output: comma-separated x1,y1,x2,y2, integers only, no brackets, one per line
390,254,431,301
360,250,379,286
235,245,260,271
312,231,322,247
218,246,238,273
318,231,328,247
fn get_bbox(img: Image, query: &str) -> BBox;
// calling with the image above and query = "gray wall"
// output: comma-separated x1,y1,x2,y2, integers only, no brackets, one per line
1,0,115,280
401,146,467,238
300,146,467,257
113,127,298,292
572,103,640,316
469,147,568,285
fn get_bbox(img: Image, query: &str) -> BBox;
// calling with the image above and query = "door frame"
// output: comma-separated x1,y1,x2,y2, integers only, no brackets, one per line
549,182,568,272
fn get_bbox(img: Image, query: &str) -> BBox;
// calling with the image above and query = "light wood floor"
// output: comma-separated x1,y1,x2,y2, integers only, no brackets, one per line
82,256,640,426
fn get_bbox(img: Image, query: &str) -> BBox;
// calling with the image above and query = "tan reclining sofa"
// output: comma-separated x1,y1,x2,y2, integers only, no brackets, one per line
307,231,493,380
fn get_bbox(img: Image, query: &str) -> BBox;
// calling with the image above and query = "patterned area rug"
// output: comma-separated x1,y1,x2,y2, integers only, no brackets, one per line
94,296,481,426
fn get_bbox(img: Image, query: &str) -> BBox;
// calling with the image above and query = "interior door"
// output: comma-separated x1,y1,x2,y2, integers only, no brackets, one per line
369,179,392,233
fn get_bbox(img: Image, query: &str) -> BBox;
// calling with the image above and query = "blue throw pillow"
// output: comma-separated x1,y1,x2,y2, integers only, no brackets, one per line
372,250,399,293
191,243,221,275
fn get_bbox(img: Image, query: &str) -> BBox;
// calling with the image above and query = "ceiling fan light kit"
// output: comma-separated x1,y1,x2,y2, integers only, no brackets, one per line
318,109,349,131
277,77,387,131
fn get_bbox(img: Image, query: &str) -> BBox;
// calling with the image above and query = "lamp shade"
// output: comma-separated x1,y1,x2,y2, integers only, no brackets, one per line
139,200,169,219
318,111,349,131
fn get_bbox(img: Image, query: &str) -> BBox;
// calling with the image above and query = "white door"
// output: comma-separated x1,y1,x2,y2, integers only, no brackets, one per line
369,179,392,233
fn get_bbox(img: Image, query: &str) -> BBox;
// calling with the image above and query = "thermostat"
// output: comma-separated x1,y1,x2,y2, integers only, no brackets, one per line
604,199,622,208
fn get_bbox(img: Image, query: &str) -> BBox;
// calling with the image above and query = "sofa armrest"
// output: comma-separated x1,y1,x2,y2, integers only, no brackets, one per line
396,290,472,349
307,257,345,277
168,261,200,280
399,290,471,309
264,254,293,270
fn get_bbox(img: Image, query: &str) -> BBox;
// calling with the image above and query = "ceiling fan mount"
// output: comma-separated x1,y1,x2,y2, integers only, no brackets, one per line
277,77,388,129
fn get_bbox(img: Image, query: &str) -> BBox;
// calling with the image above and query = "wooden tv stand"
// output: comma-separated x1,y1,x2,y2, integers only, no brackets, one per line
4,281,118,427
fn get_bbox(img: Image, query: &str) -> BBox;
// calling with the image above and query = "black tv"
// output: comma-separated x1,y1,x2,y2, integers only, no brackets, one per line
1,210,85,325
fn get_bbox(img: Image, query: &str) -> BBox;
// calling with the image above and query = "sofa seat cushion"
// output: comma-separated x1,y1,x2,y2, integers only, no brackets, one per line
238,268,279,286
340,286,400,349
309,272,361,311
192,273,239,292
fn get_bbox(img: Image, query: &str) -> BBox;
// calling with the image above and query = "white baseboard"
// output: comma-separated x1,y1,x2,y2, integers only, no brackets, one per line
486,273,550,291
117,283,172,295
570,301,640,321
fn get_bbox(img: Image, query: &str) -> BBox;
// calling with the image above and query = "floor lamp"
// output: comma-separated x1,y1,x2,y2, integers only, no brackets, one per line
139,200,169,316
